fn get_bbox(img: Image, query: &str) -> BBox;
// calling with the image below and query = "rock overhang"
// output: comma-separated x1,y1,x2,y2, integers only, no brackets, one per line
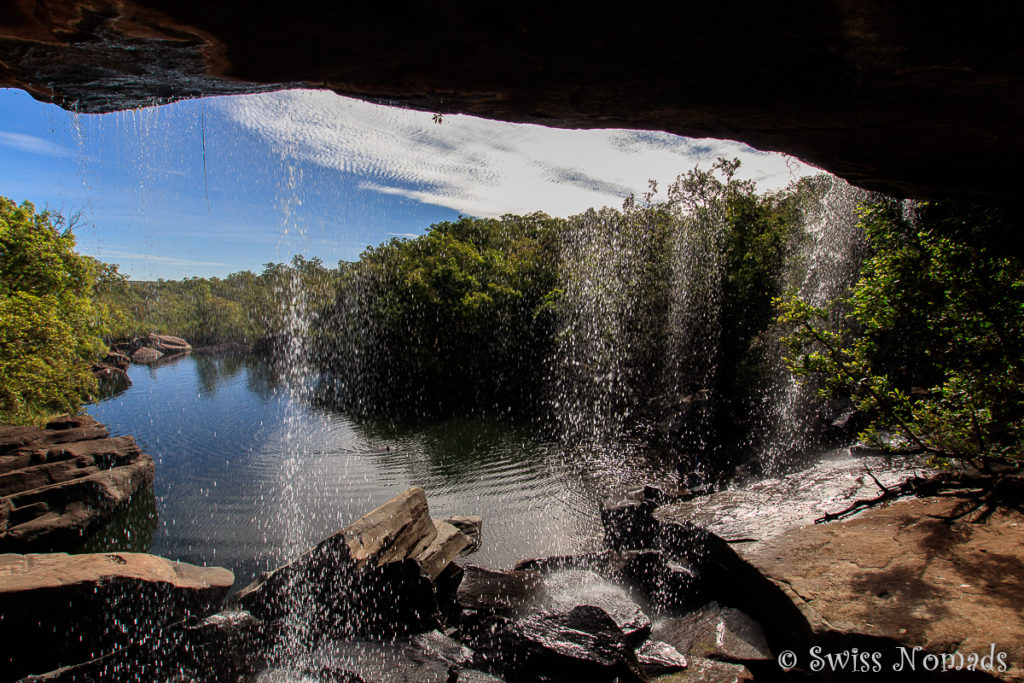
1,1,1023,201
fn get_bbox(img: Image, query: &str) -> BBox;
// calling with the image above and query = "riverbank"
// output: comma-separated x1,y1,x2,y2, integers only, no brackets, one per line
3,442,1020,681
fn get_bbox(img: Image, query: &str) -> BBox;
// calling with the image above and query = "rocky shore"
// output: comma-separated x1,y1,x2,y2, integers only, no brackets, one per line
1,442,1020,682
0,415,153,552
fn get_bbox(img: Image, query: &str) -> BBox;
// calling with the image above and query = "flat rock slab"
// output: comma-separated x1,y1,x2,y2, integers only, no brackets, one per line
0,416,154,552
739,495,1024,681
0,552,233,681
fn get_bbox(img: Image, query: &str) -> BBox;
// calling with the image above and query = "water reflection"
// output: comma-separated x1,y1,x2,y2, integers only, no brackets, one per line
87,357,668,586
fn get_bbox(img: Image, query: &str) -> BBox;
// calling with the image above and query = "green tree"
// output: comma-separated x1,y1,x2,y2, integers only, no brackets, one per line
778,199,1024,467
0,199,106,424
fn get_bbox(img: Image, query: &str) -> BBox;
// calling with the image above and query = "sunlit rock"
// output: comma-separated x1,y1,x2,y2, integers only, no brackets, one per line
130,346,163,364
443,514,483,554
233,487,471,637
719,495,1024,681
0,552,233,681
650,656,753,682
635,640,688,676
419,520,473,579
0,417,154,552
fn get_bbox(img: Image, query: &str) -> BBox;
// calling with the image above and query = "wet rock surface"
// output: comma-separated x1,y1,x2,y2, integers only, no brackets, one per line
635,640,688,676
0,552,234,682
650,602,771,663
456,565,545,612
467,605,647,683
235,487,475,637
0,415,154,552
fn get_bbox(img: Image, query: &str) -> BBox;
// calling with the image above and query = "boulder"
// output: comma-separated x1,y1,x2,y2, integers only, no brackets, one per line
130,346,163,364
650,602,771,663
444,514,483,554
145,332,192,354
456,565,544,612
469,605,647,683
0,420,155,553
343,486,437,567
538,570,652,647
254,630,482,683
419,520,473,579
178,610,269,683
600,494,658,551
234,488,470,637
0,552,233,681
635,640,688,676
716,495,1024,681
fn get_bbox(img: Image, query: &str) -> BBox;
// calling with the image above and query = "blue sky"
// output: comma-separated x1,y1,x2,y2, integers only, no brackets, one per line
0,88,816,280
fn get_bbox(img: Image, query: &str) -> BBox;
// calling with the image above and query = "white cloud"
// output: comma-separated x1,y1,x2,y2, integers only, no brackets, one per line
91,249,229,268
220,90,821,218
0,131,73,157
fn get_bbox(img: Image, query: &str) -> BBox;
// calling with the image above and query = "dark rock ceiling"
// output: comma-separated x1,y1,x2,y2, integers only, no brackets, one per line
2,1,1023,200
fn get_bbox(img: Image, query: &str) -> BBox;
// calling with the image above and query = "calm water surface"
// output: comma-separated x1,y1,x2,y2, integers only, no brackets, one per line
87,355,672,586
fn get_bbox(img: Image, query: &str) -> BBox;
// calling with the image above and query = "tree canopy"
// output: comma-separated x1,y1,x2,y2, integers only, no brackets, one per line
0,199,106,424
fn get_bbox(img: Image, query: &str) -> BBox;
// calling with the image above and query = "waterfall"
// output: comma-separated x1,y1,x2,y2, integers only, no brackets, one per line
549,168,870,480
757,176,869,475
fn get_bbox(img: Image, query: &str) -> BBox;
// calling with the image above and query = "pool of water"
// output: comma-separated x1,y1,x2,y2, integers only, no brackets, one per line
86,355,674,587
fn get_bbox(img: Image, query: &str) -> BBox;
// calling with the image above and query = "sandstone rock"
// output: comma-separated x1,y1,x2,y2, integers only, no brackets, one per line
343,487,437,567
145,332,192,354
0,423,155,552
234,488,456,636
651,657,753,683
636,640,688,676
418,520,472,579
719,495,1024,681
1,2,1020,201
130,346,163,364
650,602,771,663
444,514,482,554
470,605,646,683
456,565,544,612
0,415,108,455
0,552,233,681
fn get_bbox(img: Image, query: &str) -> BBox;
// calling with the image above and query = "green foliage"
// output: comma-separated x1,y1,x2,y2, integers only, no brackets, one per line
778,199,1024,466
321,213,566,411
0,199,106,424
93,255,342,346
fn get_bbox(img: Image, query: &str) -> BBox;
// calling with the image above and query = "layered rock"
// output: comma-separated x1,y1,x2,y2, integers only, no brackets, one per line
0,415,154,552
0,552,233,681
234,487,476,636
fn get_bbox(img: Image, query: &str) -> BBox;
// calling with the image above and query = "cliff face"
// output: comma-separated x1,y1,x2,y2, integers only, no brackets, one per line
1,1,1022,200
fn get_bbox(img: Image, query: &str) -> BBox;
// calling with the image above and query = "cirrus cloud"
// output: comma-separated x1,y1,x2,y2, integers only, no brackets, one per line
220,90,819,218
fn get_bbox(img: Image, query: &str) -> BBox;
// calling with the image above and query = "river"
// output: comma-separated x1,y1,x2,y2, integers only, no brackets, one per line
86,354,675,587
